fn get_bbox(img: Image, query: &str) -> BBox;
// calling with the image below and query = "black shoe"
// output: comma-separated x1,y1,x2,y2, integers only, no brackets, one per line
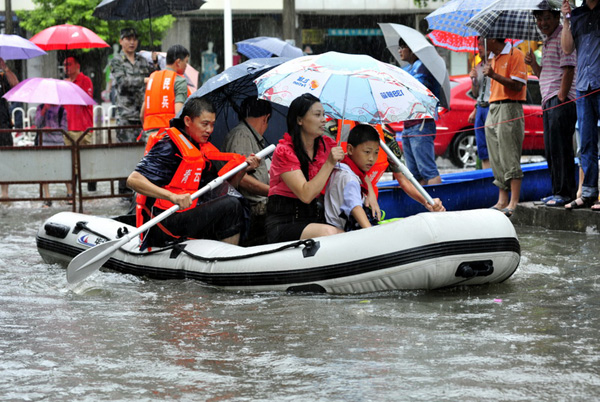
87,182,97,192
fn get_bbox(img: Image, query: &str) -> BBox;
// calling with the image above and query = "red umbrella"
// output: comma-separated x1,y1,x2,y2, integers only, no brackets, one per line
427,30,524,53
30,24,109,51
427,30,479,53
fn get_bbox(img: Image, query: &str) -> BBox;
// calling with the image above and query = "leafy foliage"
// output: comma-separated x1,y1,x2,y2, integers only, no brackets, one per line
16,0,175,48
413,0,444,8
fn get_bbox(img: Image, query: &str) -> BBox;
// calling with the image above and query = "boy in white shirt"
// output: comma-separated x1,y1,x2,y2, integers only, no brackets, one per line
325,125,381,231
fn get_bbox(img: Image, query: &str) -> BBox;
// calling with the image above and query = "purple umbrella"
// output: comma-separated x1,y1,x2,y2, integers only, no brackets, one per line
0,34,47,60
2,78,96,106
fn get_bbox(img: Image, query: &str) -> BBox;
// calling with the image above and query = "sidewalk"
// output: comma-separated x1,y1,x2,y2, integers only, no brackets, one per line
511,201,600,234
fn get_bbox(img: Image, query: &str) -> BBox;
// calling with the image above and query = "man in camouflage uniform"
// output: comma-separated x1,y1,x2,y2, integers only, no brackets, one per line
110,27,158,193
110,27,158,143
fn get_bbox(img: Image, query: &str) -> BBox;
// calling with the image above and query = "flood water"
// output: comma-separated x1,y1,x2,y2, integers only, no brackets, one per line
1,185,599,401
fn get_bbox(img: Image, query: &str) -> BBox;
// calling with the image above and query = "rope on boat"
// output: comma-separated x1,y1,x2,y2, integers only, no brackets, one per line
177,239,319,262
75,221,319,262
119,238,319,262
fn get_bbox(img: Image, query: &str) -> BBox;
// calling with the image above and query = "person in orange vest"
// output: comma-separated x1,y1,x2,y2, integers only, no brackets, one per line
127,97,261,249
140,44,191,143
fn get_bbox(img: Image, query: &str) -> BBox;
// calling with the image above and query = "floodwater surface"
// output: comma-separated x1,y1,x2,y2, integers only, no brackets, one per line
1,195,599,401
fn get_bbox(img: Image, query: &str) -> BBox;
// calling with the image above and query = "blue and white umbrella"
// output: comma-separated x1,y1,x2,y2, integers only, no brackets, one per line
254,51,439,125
236,37,303,59
425,0,500,36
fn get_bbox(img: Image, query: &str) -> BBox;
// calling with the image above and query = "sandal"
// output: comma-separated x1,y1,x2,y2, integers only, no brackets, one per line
591,201,600,212
565,196,596,210
540,195,555,203
545,196,570,207
42,201,52,208
501,207,514,217
66,193,74,206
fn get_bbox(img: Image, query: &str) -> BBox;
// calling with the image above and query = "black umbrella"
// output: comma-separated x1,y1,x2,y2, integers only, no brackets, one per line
185,57,291,149
93,0,206,44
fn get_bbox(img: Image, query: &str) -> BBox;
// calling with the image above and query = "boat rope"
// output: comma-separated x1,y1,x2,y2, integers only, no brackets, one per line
177,239,318,262
75,220,319,261
119,238,319,262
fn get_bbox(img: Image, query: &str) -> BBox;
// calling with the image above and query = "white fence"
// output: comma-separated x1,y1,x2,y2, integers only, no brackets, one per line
10,103,118,146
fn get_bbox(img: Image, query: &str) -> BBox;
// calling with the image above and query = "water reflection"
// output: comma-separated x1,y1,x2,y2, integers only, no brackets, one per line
1,200,599,400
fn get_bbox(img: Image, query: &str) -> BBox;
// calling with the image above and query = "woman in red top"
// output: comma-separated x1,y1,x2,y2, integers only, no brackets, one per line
266,94,346,243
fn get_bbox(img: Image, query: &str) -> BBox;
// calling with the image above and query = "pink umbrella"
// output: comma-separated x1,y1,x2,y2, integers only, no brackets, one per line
2,78,97,106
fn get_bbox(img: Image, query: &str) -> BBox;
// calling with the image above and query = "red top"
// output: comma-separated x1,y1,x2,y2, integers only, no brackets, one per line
64,72,94,131
268,133,336,199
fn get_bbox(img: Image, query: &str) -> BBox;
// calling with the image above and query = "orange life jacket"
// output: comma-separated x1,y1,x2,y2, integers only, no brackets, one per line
142,69,191,131
143,128,167,155
135,127,246,229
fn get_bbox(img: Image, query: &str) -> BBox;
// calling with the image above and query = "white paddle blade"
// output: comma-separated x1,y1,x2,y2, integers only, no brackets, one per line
66,239,120,284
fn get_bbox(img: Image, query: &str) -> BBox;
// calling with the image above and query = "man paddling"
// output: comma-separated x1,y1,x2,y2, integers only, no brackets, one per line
126,97,261,248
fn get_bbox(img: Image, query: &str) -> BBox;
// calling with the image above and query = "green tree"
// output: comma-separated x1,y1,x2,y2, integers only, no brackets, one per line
413,0,445,8
16,0,174,48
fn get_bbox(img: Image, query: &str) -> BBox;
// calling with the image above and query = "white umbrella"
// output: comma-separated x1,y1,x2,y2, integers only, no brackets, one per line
378,23,451,110
254,51,439,125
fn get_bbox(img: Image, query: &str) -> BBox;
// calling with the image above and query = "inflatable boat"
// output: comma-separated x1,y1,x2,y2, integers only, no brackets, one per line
37,209,520,294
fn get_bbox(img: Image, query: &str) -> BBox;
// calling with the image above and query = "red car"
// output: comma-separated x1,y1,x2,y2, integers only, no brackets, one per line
386,75,545,168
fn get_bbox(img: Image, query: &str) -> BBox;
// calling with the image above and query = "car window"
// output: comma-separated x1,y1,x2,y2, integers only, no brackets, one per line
526,80,542,105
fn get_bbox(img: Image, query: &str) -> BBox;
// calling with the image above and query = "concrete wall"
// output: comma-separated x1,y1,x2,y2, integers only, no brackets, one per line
162,18,191,52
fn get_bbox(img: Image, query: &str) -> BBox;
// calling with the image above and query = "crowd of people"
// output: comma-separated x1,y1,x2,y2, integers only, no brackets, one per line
2,0,599,246
460,0,600,215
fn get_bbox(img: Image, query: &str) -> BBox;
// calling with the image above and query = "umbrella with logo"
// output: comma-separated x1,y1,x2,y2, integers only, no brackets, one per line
253,51,439,206
236,37,303,59
2,78,97,106
254,51,438,125
0,34,47,60
466,0,552,41
378,23,451,110
29,24,109,51
93,0,206,45
185,57,290,149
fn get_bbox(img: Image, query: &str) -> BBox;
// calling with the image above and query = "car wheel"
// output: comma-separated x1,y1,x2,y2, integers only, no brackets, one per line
449,130,477,168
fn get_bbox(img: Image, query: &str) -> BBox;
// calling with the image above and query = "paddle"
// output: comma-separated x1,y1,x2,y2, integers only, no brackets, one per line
66,144,276,284
379,139,435,206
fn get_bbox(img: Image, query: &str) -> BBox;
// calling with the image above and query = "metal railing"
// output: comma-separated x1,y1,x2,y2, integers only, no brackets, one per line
0,125,145,212
9,104,118,146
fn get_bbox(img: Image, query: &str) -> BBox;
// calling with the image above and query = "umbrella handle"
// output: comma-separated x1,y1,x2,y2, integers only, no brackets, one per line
379,139,434,206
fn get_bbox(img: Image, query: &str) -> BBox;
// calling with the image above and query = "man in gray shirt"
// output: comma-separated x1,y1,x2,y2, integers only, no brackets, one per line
223,97,271,246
